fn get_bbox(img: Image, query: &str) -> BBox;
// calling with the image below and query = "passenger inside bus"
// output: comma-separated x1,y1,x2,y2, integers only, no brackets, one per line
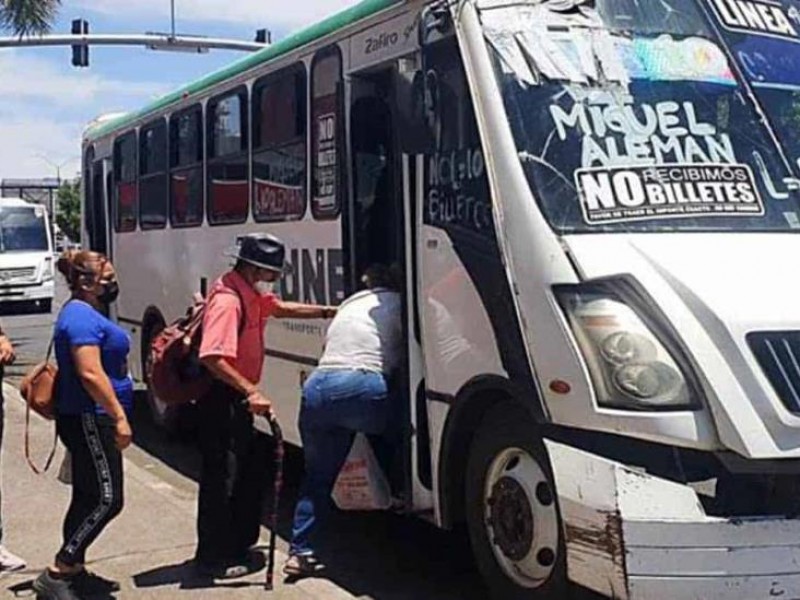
351,93,398,274
285,263,405,577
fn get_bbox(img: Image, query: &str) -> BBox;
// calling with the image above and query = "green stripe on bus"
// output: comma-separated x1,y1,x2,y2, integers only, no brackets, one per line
85,0,403,142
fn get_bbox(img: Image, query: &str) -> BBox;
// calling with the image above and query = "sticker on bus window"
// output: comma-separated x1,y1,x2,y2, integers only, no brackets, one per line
618,36,736,86
707,0,800,44
575,163,764,225
314,113,337,211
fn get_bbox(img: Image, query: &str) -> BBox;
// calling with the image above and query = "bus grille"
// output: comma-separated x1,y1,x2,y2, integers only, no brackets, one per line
748,331,800,414
0,267,36,283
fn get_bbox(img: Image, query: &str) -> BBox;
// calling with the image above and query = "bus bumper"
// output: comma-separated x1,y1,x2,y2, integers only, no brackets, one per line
545,440,800,600
0,280,54,303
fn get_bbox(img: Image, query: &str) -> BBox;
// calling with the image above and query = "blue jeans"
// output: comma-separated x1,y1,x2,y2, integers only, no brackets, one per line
289,369,389,556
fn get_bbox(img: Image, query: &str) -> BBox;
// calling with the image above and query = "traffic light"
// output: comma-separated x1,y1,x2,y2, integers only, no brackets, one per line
71,19,89,67
255,29,271,44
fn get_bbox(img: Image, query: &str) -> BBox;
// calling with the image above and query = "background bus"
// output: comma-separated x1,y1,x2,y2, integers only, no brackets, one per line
0,198,54,313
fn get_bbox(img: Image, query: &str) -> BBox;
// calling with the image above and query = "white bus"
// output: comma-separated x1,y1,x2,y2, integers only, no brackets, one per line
0,198,54,312
82,0,800,597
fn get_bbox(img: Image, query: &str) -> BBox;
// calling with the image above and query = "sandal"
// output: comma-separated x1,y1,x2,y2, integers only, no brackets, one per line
283,554,325,577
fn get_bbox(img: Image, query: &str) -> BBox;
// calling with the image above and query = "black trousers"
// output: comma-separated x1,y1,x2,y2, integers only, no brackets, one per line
56,414,124,567
195,382,269,565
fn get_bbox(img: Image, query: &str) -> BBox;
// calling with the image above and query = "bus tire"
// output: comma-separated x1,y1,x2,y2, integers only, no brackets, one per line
141,315,180,432
465,402,567,600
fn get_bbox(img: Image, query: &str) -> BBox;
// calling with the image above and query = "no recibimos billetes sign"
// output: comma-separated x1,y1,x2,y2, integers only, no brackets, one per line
575,164,764,225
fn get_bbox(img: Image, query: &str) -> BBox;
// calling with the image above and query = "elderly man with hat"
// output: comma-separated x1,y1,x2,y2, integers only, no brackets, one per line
195,233,336,579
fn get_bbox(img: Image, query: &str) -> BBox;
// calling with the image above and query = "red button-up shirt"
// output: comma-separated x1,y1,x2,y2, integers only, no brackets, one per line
198,270,278,384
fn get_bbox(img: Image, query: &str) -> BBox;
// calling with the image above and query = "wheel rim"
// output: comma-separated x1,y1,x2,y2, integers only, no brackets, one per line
483,447,560,588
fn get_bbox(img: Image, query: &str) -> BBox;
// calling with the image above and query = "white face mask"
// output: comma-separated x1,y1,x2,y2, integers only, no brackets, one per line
255,280,277,295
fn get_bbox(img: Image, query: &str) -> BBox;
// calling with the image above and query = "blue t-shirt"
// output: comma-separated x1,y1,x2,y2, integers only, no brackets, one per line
55,301,134,416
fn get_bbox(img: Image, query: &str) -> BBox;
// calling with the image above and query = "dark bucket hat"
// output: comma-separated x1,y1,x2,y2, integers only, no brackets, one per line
228,233,288,273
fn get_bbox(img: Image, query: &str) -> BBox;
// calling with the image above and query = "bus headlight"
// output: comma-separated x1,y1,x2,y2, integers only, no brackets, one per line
42,256,53,281
557,286,698,411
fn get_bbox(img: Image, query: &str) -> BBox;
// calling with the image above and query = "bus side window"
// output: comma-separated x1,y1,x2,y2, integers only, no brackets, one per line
83,145,96,249
311,46,343,220
421,40,479,154
207,88,249,225
91,160,107,255
113,131,138,233
139,118,168,230
252,64,307,222
170,105,204,227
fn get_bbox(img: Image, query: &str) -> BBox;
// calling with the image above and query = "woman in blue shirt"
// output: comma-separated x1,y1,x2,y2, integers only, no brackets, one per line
34,251,133,600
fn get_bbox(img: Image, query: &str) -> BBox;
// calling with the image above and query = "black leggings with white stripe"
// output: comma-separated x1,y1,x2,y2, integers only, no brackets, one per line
56,413,124,567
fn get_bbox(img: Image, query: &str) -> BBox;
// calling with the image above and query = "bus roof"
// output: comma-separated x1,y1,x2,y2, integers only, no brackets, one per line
84,0,403,143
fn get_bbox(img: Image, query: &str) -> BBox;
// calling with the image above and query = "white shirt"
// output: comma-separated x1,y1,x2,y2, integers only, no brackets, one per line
318,288,403,374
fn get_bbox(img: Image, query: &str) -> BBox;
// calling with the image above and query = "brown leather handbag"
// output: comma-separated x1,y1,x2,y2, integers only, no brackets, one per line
19,337,58,474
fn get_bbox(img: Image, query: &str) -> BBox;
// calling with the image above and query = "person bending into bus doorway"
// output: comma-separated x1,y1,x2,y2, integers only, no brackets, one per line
34,251,132,600
0,326,25,574
195,233,337,580
284,264,404,578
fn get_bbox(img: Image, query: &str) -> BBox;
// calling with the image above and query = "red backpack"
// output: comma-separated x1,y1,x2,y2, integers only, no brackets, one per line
148,289,244,406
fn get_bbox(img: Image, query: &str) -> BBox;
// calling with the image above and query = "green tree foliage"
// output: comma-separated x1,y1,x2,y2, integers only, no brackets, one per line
1,0,61,37
56,180,81,243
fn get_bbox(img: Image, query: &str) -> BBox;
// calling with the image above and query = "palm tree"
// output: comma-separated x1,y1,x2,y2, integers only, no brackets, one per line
0,0,61,37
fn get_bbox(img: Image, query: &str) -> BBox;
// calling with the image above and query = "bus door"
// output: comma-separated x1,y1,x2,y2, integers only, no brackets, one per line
406,32,503,524
347,63,434,514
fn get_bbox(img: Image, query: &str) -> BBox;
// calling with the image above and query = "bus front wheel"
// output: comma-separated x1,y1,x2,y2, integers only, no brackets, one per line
465,403,567,599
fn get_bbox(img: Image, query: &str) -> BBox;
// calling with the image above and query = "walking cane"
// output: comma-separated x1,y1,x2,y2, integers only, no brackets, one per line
265,412,284,591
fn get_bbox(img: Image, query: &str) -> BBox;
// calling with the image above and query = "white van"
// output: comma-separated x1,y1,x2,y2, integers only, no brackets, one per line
0,198,54,312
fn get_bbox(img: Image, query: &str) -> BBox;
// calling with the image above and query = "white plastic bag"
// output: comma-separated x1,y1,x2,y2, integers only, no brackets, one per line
332,433,392,511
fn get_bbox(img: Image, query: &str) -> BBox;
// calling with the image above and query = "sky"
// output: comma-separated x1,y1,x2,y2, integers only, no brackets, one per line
0,0,358,181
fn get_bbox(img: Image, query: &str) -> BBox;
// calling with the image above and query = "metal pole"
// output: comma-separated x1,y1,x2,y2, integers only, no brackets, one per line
36,155,75,222
55,166,60,220
0,33,267,52
170,0,176,40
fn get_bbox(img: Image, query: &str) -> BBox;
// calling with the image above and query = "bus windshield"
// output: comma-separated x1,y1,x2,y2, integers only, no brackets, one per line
706,0,800,177
480,0,800,233
0,207,49,252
